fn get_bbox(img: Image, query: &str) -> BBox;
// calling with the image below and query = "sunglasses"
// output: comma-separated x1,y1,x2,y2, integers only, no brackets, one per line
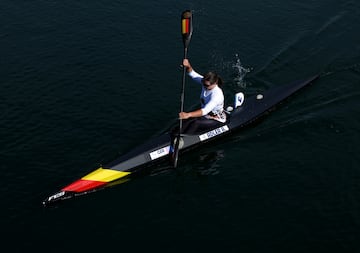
202,81,214,88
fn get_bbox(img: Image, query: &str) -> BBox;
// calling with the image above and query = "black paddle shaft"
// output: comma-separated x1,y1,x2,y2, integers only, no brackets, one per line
172,10,193,168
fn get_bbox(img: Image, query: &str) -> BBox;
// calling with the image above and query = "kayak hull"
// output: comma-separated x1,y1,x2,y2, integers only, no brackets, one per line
43,75,319,205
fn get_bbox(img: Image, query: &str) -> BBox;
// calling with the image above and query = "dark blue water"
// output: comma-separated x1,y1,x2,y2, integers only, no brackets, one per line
1,0,360,252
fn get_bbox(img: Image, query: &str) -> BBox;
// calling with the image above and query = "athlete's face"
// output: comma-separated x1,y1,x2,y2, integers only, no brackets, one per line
203,81,216,90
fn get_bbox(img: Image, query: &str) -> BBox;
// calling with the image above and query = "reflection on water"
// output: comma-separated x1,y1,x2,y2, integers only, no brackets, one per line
147,149,227,180
195,150,225,176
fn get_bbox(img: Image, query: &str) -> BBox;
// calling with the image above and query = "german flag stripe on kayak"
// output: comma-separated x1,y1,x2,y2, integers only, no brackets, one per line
62,167,131,192
182,19,190,34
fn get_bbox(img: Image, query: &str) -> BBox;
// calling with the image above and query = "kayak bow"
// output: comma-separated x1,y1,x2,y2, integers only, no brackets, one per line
43,75,319,205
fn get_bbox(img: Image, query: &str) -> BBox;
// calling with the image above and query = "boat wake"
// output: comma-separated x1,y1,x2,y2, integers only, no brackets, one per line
315,11,346,35
320,61,360,78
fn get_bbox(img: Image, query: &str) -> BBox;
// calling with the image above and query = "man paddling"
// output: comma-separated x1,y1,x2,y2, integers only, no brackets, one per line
177,59,226,134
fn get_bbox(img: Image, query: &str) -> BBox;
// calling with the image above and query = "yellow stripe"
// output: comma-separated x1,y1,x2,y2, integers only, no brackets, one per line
182,19,187,34
82,168,131,182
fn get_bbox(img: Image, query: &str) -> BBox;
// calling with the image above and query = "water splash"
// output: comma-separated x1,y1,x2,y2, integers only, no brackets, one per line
209,52,251,88
232,54,251,88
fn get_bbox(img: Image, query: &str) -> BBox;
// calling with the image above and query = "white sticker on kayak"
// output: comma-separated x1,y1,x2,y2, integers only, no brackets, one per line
199,125,229,141
149,146,170,160
47,191,65,202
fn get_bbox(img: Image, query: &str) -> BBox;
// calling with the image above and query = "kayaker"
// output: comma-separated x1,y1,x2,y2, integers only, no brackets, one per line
178,59,226,134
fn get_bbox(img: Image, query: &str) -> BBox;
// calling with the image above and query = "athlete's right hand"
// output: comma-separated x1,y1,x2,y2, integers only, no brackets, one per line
179,112,190,119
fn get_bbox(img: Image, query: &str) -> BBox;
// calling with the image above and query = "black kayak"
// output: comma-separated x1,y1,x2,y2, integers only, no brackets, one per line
43,75,319,205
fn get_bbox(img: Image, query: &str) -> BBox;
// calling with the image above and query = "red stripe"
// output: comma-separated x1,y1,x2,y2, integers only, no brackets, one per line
62,179,106,192
184,19,189,33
